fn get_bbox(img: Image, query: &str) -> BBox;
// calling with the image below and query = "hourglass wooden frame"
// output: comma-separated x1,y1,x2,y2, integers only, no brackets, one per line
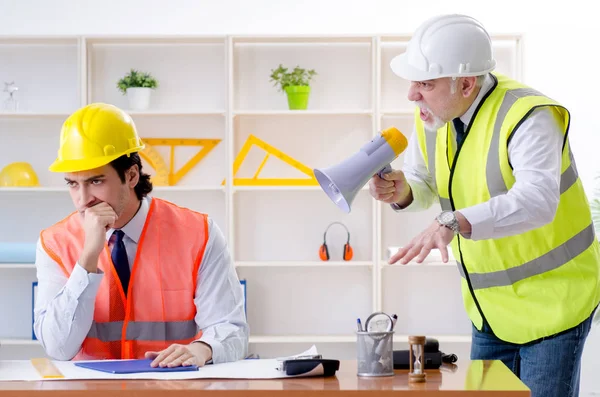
408,335,427,383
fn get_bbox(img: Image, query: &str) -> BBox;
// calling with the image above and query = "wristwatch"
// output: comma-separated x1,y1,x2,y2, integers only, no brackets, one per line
436,211,460,234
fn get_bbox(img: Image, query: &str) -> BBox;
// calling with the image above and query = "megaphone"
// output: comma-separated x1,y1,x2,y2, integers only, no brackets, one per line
314,127,408,213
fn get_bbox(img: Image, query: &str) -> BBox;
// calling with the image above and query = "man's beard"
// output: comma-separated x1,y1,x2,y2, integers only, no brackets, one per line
415,101,446,130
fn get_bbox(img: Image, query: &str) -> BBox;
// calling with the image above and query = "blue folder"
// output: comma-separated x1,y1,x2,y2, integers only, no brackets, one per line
74,358,199,374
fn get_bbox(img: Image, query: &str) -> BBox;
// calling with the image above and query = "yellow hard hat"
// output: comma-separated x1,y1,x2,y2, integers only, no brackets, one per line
49,103,145,173
0,162,40,187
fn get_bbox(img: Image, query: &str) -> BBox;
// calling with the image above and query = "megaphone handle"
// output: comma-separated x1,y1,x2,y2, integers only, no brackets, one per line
377,164,392,178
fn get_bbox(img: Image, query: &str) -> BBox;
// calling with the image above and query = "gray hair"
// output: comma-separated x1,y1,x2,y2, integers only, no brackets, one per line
450,75,486,94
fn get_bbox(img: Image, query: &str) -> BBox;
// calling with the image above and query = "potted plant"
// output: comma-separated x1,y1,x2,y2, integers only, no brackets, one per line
116,69,159,111
269,64,317,110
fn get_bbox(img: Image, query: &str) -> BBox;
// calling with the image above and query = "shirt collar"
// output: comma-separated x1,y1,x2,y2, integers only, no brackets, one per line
105,197,150,243
458,73,495,127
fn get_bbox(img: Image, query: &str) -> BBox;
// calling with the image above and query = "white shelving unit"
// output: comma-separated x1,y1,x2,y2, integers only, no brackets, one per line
0,33,522,360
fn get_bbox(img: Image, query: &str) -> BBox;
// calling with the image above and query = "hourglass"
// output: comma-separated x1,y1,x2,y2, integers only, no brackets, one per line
408,335,427,383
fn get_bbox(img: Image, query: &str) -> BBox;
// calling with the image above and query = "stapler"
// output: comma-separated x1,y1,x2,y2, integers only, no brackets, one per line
276,354,340,377
393,338,458,369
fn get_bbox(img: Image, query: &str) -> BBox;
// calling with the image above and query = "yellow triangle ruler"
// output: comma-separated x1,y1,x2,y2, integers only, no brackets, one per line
31,358,64,379
224,134,318,186
140,138,222,186
140,143,169,186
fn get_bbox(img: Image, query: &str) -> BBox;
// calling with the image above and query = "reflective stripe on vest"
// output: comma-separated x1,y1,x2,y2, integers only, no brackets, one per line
456,222,596,289
486,88,579,198
423,125,452,212
88,320,200,342
429,87,581,210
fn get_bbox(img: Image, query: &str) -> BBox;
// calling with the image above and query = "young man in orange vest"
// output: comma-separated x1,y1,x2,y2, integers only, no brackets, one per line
34,103,248,367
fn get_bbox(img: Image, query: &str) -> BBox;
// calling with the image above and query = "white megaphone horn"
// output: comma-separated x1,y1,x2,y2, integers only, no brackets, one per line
314,127,409,213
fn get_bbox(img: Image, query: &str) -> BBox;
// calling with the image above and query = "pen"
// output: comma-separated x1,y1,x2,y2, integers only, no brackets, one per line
391,314,398,330
357,318,363,332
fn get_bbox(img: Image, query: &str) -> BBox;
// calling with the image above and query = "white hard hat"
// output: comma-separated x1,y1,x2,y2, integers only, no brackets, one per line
390,14,496,82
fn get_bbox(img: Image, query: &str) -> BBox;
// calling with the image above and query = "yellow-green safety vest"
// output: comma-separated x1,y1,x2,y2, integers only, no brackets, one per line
415,73,600,344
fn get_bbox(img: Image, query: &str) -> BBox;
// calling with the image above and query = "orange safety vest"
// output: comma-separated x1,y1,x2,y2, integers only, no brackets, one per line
40,197,208,360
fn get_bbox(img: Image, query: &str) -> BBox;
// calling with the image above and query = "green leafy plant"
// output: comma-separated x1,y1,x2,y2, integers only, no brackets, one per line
116,69,159,95
269,64,317,92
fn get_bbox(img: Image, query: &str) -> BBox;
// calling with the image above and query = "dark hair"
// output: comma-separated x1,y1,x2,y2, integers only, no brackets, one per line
110,153,153,200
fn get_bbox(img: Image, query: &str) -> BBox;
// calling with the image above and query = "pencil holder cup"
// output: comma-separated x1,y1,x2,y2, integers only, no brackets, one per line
356,331,394,377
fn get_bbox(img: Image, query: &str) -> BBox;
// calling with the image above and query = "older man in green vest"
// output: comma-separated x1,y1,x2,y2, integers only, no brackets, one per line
370,14,600,397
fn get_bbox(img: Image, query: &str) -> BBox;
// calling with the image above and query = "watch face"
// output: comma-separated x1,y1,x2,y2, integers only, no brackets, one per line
440,211,454,223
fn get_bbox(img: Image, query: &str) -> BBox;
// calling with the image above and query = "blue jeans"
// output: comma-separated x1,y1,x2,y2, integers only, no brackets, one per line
470,312,594,397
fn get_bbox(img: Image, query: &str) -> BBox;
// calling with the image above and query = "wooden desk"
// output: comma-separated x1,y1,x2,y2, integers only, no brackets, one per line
0,359,529,396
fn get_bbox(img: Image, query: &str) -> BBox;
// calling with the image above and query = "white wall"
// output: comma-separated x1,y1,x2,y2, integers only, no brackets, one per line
2,0,600,393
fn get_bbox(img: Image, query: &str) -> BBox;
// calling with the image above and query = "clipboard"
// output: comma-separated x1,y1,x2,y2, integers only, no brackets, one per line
74,358,199,374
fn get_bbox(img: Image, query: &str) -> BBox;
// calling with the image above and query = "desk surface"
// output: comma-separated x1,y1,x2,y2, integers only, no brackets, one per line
0,359,529,396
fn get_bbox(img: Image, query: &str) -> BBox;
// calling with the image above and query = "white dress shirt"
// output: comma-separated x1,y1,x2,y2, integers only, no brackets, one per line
591,172,600,240
592,175,600,326
397,74,565,241
34,196,249,363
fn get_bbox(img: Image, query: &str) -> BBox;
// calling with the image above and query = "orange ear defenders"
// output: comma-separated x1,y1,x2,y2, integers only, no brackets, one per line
319,222,354,261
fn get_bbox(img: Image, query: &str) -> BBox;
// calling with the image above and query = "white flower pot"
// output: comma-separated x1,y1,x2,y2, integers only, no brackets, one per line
126,87,152,110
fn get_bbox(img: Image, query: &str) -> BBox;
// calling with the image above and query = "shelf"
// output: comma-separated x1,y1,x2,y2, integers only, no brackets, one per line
0,187,67,193
153,186,225,192
236,261,372,268
0,111,71,118
379,36,412,44
381,261,457,268
395,335,472,343
381,256,457,266
128,110,226,116
233,36,373,44
233,186,320,192
249,335,355,343
380,34,520,43
248,335,471,344
233,185,369,192
85,36,226,45
0,37,77,45
234,110,372,117
0,264,36,269
0,339,40,346
379,110,414,117
0,186,224,193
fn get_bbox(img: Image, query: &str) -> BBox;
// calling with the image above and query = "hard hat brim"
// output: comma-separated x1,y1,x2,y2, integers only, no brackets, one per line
390,53,440,82
48,148,142,173
390,53,495,82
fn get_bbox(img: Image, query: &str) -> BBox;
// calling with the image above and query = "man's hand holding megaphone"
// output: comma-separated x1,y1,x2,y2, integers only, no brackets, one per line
368,170,413,208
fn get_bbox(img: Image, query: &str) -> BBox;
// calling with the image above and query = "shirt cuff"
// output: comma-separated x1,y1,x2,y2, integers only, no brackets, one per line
66,263,103,300
195,336,224,364
457,204,495,241
390,181,421,212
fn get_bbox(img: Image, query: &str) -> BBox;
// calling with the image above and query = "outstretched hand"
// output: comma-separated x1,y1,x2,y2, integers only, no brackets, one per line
389,221,455,265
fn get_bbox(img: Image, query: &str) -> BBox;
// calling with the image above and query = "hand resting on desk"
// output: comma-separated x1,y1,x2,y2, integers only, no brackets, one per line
145,342,213,368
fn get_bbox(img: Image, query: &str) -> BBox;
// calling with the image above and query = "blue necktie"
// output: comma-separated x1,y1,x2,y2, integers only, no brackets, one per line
453,118,466,149
111,230,130,296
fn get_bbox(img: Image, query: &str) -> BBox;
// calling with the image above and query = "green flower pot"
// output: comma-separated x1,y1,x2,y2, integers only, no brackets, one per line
284,85,311,110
